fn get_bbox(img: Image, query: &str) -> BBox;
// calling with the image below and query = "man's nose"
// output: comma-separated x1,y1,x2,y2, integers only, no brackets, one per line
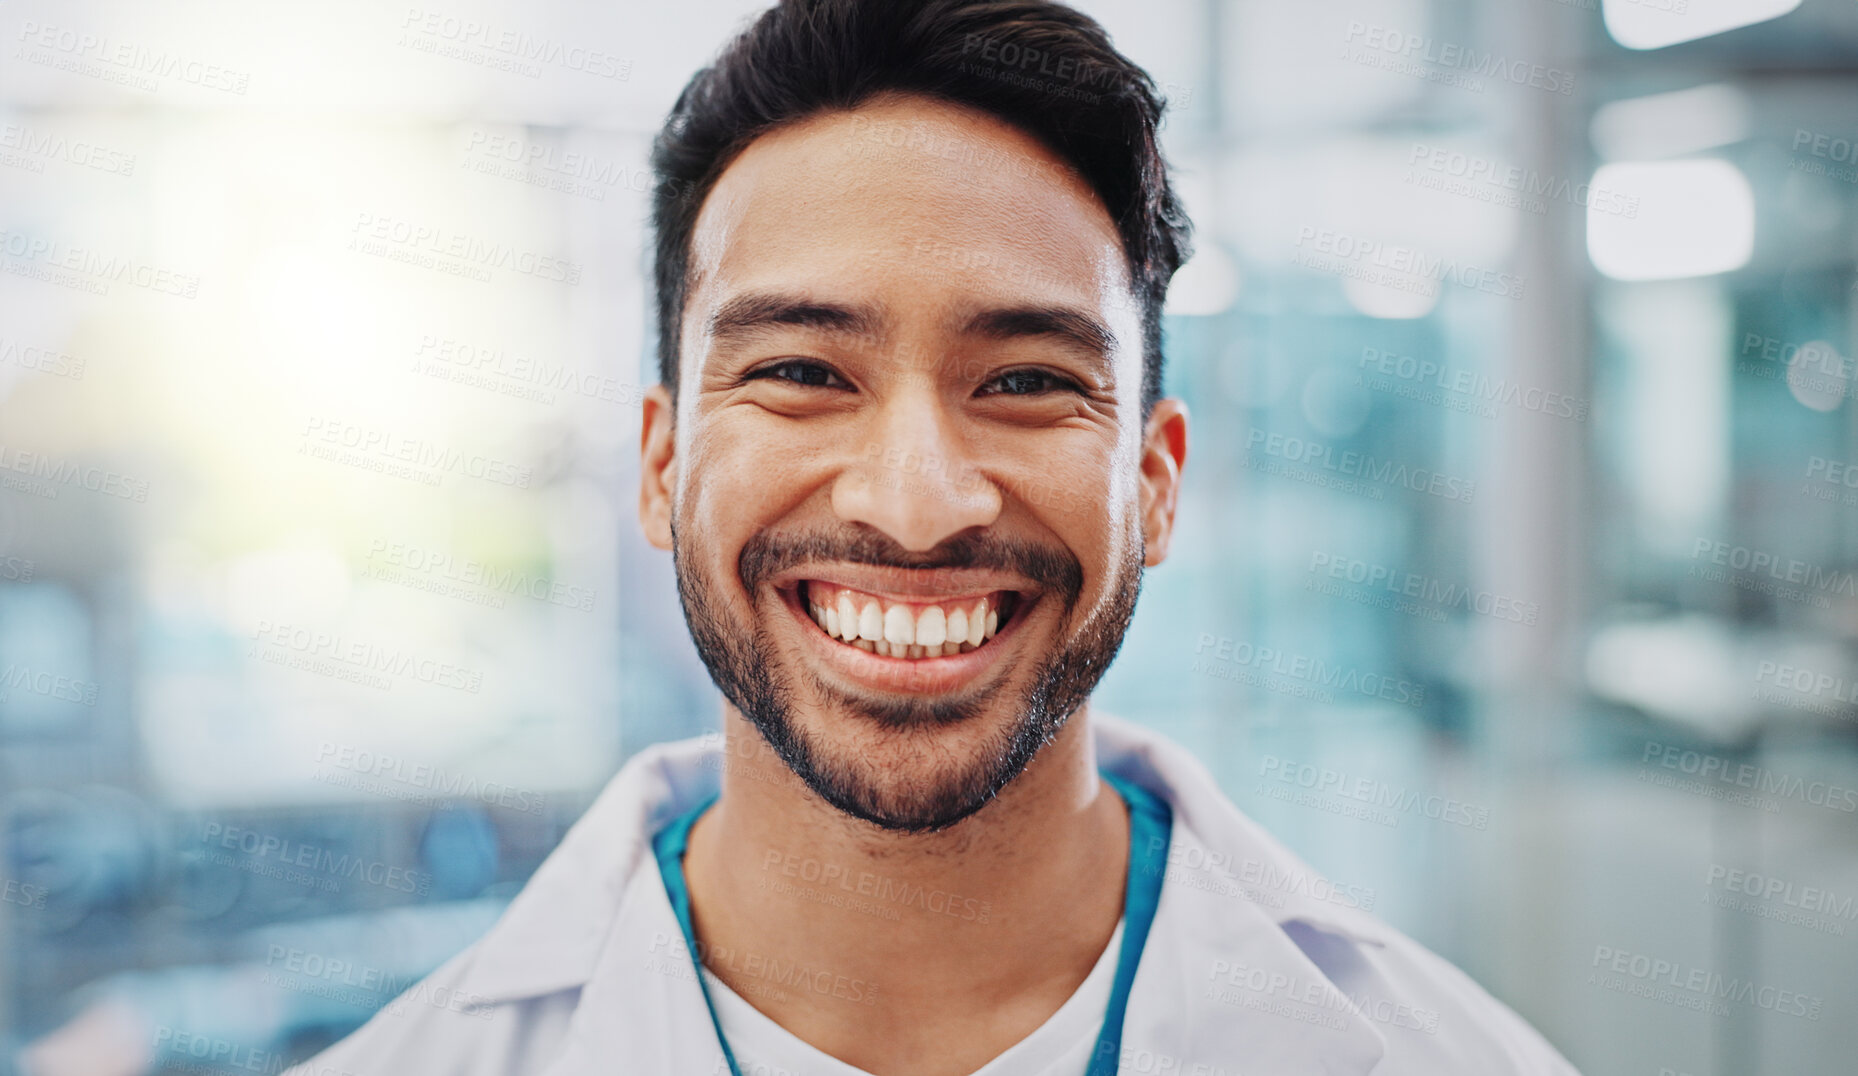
832,407,1003,552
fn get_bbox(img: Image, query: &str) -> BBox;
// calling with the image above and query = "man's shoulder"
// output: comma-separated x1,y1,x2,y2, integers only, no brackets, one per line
281,946,581,1076
1096,715,1580,1075
285,734,723,1076
1285,914,1581,1076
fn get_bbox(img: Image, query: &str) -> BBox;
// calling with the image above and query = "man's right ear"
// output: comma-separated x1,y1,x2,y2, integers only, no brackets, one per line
638,384,676,551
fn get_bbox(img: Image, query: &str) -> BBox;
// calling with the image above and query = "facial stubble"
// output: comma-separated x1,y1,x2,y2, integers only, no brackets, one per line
672,519,1144,833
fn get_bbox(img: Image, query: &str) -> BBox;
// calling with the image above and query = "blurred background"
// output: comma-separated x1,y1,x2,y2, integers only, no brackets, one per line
2,0,1855,1072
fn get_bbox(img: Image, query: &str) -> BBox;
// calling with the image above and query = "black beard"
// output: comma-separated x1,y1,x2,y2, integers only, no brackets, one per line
670,521,1144,833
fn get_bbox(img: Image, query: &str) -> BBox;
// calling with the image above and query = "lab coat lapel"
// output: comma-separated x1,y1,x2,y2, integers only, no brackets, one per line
455,739,720,1003
1100,715,1389,1075
537,864,731,1075
1123,870,1387,1075
451,737,730,1074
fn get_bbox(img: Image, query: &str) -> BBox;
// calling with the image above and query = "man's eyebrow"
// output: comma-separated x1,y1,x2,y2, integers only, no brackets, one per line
706,292,886,344
960,305,1116,365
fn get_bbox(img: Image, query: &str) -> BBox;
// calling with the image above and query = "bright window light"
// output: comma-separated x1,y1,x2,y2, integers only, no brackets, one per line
1587,159,1753,281
1603,0,1801,51
1590,84,1752,161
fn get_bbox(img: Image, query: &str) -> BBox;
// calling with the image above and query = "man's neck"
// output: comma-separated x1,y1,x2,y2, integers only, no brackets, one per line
680,705,1130,1076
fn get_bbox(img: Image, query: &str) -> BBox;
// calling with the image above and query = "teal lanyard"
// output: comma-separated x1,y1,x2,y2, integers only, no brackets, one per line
651,770,1172,1076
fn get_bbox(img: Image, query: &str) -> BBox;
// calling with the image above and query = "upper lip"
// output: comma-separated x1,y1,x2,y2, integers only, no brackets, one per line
768,563,1039,603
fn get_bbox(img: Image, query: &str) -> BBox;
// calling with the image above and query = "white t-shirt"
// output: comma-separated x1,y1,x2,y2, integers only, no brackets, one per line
698,919,1125,1076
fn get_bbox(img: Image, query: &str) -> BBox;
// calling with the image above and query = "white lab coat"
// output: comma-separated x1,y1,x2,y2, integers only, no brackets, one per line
285,715,1582,1076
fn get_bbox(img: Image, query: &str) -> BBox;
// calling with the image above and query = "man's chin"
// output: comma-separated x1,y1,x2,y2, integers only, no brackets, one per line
790,758,1007,833
768,704,1046,832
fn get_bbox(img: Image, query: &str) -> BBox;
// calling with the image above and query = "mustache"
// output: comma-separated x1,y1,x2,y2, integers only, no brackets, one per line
738,525,1084,609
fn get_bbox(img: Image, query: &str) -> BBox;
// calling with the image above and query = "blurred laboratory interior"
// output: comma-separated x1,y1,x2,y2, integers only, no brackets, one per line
2,0,1857,1073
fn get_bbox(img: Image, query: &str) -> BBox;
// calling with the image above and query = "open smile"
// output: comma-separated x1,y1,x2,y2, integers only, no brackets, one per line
772,573,1038,694
797,581,1021,659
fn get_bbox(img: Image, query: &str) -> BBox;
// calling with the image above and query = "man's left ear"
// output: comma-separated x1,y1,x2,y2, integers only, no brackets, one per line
1138,398,1189,567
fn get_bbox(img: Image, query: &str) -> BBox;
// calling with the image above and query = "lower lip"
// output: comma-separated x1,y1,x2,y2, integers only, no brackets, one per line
777,586,1033,695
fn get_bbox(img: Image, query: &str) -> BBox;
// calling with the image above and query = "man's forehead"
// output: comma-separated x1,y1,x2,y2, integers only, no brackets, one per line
683,96,1137,332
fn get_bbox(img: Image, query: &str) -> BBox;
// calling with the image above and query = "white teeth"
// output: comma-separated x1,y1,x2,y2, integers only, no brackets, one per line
916,607,946,647
806,585,1009,660
858,602,884,642
883,605,914,646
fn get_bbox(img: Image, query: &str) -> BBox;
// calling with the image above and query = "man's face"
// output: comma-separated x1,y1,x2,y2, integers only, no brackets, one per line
640,94,1186,832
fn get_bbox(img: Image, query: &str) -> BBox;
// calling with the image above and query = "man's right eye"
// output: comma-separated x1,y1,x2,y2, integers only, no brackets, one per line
746,359,850,389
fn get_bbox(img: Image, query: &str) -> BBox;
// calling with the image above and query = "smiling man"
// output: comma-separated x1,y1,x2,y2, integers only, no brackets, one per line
288,2,1581,1074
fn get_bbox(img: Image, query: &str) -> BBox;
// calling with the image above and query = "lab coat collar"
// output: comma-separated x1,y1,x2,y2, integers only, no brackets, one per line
457,714,1391,1073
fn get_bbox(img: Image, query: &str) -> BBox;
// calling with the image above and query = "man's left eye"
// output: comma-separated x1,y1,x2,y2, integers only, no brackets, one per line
980,369,1081,396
